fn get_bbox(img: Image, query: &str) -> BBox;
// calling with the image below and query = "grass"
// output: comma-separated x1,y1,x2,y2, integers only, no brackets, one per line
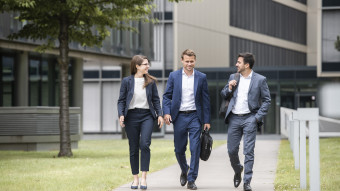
274,137,340,191
0,138,226,191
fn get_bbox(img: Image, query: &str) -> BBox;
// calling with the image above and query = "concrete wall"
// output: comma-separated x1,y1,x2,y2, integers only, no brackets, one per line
174,0,229,69
0,107,81,151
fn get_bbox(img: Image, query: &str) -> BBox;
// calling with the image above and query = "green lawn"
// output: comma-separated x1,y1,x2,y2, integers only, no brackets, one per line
274,138,340,191
0,138,226,191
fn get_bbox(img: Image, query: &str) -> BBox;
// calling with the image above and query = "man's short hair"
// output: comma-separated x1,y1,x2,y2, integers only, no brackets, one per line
181,49,196,60
238,52,255,69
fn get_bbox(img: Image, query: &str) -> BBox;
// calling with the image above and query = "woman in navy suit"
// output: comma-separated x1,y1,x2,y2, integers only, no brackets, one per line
117,55,164,190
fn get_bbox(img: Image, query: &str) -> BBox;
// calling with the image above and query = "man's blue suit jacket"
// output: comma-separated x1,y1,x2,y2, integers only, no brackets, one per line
162,69,211,125
117,75,162,119
220,71,271,124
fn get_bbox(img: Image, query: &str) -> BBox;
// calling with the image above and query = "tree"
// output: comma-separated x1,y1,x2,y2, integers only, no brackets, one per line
0,0,183,157
335,36,340,52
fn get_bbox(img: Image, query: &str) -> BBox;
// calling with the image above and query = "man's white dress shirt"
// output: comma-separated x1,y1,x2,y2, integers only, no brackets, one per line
232,71,253,114
180,69,196,111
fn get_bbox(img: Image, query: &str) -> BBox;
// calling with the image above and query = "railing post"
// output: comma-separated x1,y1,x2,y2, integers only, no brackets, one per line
298,108,320,191
298,110,307,189
292,111,299,170
289,113,294,150
286,113,291,145
281,107,320,190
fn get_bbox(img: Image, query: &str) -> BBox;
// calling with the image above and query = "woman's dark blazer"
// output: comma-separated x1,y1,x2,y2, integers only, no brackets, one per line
117,75,163,119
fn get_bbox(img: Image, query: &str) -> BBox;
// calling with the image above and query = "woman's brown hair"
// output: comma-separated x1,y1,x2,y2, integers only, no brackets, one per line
130,55,157,88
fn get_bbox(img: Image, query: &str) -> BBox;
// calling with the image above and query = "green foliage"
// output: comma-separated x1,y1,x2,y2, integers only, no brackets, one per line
274,140,306,191
0,0,157,50
0,0,191,51
275,138,340,191
335,36,340,52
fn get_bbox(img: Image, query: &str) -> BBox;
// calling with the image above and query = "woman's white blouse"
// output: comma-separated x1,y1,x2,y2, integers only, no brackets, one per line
128,78,150,110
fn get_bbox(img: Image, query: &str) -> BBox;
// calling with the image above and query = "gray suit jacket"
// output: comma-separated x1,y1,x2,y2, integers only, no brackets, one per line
220,71,271,124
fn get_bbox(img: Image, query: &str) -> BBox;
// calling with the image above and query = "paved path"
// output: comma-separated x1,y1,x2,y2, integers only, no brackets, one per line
113,135,281,191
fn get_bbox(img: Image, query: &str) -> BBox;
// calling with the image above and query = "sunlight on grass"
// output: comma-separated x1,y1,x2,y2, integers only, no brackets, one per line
0,138,226,191
274,138,340,191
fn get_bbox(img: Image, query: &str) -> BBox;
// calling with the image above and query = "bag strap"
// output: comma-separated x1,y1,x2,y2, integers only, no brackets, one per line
226,73,240,99
222,73,241,107
231,73,240,92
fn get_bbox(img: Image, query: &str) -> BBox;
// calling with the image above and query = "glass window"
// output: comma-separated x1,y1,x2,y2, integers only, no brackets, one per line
83,70,99,78
294,0,306,5
41,61,49,106
264,94,277,134
1,12,154,59
29,56,73,106
208,80,229,133
322,10,340,72
130,21,141,55
102,70,120,78
29,59,40,106
323,0,340,7
1,56,15,106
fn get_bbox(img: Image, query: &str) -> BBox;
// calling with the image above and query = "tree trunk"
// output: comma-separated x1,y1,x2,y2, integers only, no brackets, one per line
58,11,73,157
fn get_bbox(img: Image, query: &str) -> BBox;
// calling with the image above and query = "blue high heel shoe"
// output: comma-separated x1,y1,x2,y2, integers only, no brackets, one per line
130,182,138,189
140,184,147,190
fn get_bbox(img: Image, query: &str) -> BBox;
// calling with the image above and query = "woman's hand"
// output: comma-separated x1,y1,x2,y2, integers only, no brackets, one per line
119,116,125,128
158,116,164,128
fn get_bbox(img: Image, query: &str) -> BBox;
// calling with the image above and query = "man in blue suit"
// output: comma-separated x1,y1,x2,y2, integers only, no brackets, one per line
163,49,211,190
221,52,271,191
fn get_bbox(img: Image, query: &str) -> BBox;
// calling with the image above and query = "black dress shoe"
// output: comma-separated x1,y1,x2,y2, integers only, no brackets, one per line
234,166,243,188
180,167,189,186
243,183,252,191
187,181,197,190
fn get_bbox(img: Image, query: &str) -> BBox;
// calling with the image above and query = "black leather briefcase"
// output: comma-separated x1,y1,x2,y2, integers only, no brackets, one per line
200,129,213,161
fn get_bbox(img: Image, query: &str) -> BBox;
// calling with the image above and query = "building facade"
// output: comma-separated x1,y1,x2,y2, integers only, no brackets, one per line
172,0,340,134
81,0,175,135
0,6,159,149
1,0,340,143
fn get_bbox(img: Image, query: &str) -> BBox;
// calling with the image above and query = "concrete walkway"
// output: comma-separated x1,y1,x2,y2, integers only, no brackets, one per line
112,135,281,191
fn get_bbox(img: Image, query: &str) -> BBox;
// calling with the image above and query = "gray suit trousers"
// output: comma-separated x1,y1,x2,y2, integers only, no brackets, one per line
227,113,257,184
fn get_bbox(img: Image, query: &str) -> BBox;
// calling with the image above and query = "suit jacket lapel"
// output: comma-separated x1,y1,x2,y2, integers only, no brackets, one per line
129,75,134,95
178,69,183,96
248,72,256,93
194,70,198,97
126,75,134,106
233,73,239,97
